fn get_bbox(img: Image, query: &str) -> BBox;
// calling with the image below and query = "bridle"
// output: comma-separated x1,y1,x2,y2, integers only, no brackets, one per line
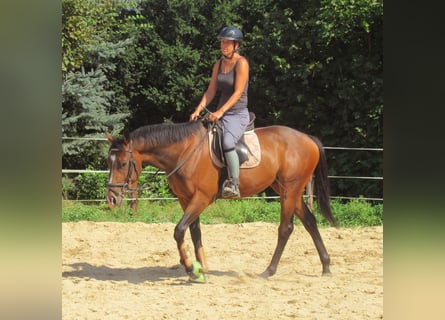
107,145,139,198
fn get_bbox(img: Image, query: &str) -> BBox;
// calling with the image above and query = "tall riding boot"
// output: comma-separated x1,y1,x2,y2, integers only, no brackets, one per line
222,149,240,198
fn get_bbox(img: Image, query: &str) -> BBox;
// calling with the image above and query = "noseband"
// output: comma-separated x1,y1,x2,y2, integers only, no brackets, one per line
107,146,139,198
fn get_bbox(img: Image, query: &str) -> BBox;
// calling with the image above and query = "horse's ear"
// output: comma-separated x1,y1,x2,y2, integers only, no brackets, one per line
105,132,114,143
123,128,131,144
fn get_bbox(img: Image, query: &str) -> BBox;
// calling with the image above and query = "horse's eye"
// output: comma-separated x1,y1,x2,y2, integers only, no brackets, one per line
120,162,128,168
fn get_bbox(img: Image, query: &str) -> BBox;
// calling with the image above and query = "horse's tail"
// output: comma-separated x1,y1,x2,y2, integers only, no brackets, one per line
309,136,338,227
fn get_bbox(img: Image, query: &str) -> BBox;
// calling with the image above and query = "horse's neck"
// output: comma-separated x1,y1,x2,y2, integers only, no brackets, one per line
136,130,205,173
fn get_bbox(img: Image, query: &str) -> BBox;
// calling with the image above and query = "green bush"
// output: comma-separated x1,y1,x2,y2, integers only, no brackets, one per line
63,166,175,202
328,198,383,226
72,170,107,200
137,167,175,199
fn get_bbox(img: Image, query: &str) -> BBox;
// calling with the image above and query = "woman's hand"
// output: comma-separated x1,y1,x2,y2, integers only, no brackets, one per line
189,110,201,121
208,109,224,122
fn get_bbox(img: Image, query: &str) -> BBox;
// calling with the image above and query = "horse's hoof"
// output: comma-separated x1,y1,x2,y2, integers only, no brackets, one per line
188,261,206,283
322,271,332,277
189,272,206,283
259,268,275,278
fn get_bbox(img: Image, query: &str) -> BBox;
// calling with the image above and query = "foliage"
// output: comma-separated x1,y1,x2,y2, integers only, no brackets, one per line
62,201,100,221
200,199,281,224
62,198,382,227
62,67,128,168
137,167,175,200
62,167,175,202
62,0,143,169
70,169,107,200
62,0,142,74
115,0,235,127
239,0,382,199
316,0,383,44
62,0,383,200
328,198,383,226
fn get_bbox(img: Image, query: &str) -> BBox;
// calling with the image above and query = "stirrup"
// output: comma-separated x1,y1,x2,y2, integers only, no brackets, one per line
222,180,240,198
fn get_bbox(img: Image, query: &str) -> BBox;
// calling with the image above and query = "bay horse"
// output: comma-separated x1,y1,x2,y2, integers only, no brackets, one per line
105,119,337,282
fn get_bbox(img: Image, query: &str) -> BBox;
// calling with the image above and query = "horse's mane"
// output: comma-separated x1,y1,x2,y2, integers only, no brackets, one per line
130,121,203,147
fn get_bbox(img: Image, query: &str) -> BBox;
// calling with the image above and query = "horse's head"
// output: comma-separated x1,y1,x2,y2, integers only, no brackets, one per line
105,131,140,209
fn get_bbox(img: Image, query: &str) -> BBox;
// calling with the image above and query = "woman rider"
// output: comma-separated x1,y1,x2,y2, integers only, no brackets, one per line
190,26,250,198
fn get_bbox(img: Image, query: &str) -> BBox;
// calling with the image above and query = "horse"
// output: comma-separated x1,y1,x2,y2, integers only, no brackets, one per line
105,119,337,282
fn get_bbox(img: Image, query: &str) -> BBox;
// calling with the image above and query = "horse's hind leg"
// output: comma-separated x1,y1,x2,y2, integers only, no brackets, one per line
189,218,208,272
261,189,296,277
297,200,331,275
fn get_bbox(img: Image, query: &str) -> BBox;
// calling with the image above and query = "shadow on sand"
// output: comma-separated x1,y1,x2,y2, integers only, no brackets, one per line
63,262,241,284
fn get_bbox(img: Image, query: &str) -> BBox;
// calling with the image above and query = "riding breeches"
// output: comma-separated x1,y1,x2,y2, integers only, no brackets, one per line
220,108,249,151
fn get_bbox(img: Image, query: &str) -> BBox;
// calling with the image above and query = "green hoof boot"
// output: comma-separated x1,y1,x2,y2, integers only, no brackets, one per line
188,261,206,283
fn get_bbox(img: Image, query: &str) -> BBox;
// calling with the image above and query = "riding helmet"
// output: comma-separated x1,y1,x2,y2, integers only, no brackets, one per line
217,26,243,43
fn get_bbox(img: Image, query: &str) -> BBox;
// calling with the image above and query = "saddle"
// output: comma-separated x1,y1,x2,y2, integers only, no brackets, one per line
207,112,261,169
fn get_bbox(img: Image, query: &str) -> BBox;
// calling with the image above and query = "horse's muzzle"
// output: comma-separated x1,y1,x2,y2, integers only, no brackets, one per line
106,191,122,208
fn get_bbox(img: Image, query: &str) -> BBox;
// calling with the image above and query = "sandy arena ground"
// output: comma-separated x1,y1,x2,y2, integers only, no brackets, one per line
62,222,383,319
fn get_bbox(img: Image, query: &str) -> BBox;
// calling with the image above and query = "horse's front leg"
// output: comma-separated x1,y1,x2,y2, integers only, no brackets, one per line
173,213,194,270
189,217,208,272
173,192,213,282
129,194,138,212
129,182,138,212
174,214,206,283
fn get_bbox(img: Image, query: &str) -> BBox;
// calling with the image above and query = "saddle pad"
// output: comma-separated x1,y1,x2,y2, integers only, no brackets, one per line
208,130,261,168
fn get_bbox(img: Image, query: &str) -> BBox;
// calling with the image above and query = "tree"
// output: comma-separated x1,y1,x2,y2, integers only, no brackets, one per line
62,0,142,168
62,0,142,74
62,67,128,168
241,0,383,199
61,0,383,200
118,0,246,128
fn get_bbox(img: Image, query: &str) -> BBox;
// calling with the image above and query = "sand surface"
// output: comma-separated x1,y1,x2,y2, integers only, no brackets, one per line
62,222,383,319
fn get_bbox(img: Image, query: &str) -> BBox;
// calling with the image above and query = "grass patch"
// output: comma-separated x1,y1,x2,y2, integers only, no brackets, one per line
62,198,383,227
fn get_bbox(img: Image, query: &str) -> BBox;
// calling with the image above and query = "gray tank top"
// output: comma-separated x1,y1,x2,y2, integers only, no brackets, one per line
216,58,248,111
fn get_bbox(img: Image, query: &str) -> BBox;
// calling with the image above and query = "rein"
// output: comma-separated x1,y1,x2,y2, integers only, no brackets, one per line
165,125,208,179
